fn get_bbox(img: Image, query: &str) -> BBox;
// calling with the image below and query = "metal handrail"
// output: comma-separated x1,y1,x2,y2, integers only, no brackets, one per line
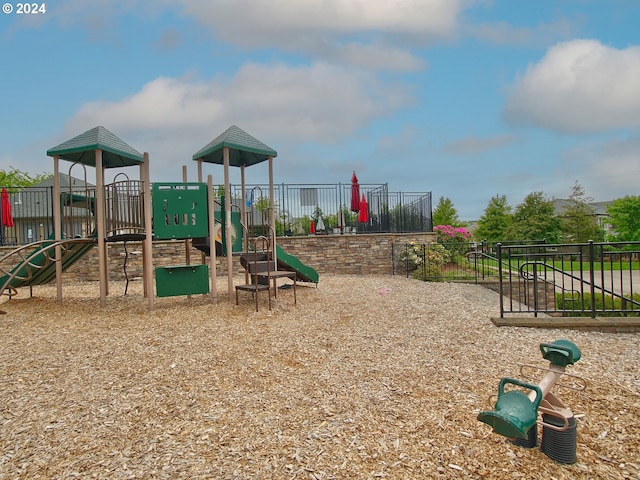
518,260,640,310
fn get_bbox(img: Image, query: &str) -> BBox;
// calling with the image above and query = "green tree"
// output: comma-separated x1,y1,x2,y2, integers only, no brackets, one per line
506,191,561,242
559,182,604,243
432,196,460,227
474,195,512,242
0,167,48,187
606,196,640,241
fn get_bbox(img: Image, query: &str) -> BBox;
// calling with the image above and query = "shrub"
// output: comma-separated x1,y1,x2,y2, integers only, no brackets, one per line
399,242,451,280
399,241,423,272
433,225,472,259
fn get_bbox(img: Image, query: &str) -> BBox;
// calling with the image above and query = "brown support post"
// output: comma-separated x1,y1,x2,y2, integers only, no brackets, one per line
268,155,277,266
182,165,192,299
53,156,63,303
241,164,246,246
142,153,154,310
140,160,147,299
197,159,206,264
101,161,109,298
94,149,108,307
207,174,217,304
241,165,248,284
224,146,233,299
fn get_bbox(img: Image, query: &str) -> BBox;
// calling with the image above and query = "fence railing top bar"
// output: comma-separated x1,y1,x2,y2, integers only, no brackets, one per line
506,252,583,258
231,183,388,188
497,242,577,249
389,192,433,195
498,240,640,249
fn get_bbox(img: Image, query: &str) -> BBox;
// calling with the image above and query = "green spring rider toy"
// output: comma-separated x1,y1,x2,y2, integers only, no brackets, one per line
477,340,586,464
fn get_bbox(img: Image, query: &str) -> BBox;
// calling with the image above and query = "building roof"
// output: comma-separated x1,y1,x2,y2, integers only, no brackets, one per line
553,199,611,217
192,125,277,167
32,172,94,190
9,173,94,219
46,126,144,167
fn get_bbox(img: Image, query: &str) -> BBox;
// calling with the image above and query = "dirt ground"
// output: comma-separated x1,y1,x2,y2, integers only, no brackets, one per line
1,274,638,479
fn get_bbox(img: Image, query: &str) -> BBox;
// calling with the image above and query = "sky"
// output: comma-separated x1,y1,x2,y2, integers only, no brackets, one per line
1,0,639,220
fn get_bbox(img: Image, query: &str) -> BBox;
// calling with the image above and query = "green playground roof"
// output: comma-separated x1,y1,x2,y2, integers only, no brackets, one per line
47,126,144,167
192,125,277,167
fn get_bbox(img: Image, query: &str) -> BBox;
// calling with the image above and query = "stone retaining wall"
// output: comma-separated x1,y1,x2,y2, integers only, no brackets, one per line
0,233,437,284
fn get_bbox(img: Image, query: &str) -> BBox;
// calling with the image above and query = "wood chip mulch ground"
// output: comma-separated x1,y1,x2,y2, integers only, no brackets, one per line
1,274,638,479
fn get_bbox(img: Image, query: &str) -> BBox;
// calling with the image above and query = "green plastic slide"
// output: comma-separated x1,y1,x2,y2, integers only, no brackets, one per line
275,244,319,284
1,237,96,293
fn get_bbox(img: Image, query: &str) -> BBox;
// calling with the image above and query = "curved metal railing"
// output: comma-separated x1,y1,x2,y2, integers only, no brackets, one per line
0,237,97,298
518,260,640,310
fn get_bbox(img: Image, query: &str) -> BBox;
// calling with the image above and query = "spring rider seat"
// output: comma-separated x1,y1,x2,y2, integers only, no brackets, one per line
477,339,585,463
477,377,543,440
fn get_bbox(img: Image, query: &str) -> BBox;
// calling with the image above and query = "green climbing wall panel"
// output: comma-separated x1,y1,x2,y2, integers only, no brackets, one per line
152,182,209,239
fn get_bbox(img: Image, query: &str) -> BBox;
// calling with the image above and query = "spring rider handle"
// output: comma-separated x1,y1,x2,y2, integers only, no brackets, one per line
498,377,544,410
477,377,543,440
540,340,581,368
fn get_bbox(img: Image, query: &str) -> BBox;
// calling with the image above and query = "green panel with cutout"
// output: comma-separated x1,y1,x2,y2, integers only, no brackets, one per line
152,182,209,239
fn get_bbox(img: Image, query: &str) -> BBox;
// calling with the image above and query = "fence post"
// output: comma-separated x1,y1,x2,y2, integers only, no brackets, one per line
391,243,396,275
281,183,286,235
589,240,596,318
49,185,55,241
532,261,538,317
497,243,504,318
404,243,410,278
472,243,478,284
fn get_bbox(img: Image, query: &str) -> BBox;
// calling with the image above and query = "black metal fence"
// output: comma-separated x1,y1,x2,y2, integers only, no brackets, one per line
394,239,640,318
231,183,432,236
1,183,433,246
393,240,546,282
0,186,56,245
496,241,640,318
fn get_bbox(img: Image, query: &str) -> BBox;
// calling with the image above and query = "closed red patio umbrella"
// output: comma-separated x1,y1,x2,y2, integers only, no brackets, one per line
357,194,368,223
2,188,14,228
350,171,360,213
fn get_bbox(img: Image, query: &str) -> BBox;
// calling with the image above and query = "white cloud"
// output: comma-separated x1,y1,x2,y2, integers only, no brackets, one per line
504,39,640,133
62,62,413,180
174,0,461,71
67,76,225,134
13,0,461,71
179,0,461,37
68,62,410,140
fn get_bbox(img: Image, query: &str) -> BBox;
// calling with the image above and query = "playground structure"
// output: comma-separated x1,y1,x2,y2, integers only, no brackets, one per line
477,339,586,464
0,125,318,309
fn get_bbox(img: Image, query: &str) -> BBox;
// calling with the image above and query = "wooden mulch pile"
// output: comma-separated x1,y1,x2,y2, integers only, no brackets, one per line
1,274,638,479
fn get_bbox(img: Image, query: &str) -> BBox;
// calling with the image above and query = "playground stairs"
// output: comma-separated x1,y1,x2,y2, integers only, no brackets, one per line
239,251,273,284
235,244,298,311
235,242,273,311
